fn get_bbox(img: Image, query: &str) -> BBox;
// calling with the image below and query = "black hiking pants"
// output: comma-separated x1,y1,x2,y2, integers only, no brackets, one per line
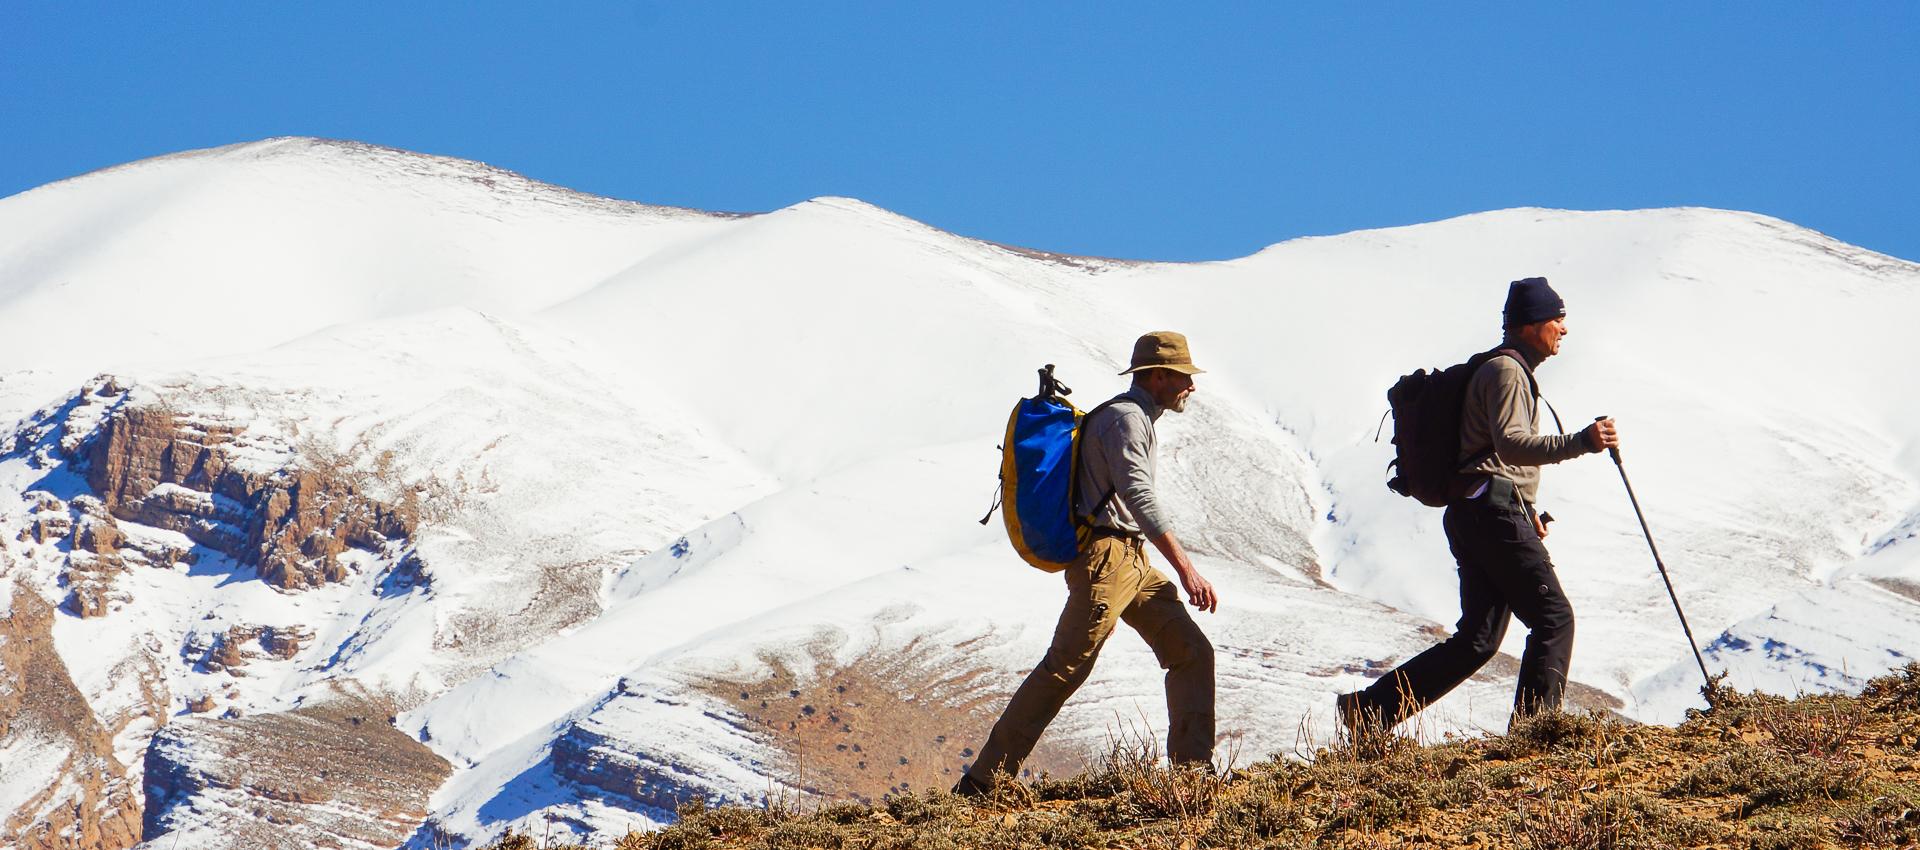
1352,476,1575,724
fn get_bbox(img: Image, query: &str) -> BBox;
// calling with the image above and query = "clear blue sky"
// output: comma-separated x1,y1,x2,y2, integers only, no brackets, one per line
5,3,1917,262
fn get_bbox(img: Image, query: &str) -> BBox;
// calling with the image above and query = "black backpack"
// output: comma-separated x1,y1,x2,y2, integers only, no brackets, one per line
1383,348,1542,507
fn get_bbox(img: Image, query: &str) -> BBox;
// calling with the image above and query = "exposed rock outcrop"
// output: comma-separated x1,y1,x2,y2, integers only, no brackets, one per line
545,678,786,816
191,622,315,674
141,695,452,850
17,491,72,544
0,584,144,850
82,403,416,591
62,496,127,618
261,624,315,660
552,723,684,813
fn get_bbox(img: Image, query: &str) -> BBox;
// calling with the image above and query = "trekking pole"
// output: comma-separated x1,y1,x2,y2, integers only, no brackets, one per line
1596,415,1716,697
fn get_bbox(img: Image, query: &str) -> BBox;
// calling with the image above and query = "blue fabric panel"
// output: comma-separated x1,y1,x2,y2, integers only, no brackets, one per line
1011,396,1079,565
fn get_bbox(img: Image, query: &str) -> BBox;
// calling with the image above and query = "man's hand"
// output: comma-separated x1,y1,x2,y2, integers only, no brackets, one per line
1587,417,1621,452
1148,530,1220,613
1179,570,1219,613
1532,512,1550,540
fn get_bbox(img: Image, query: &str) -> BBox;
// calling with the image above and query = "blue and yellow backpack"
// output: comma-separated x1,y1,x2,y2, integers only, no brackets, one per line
980,365,1119,572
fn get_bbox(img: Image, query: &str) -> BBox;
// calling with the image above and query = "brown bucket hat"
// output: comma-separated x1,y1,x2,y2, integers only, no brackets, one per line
1119,330,1206,375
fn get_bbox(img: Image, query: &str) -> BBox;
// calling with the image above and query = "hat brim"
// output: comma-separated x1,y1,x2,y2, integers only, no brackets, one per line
1119,363,1206,376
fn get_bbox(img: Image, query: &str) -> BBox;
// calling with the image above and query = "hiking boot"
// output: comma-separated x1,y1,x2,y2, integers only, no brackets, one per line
951,772,993,799
1335,691,1387,742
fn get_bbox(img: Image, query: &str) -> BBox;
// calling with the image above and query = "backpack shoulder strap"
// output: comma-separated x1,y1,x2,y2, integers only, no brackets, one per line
1491,348,1539,398
1070,397,1131,527
1456,349,1539,474
1491,347,1564,434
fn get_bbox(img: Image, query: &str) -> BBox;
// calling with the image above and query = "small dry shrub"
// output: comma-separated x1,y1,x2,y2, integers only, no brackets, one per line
1435,751,1529,809
1206,774,1308,843
884,789,968,825
1666,746,1863,810
815,800,870,824
1834,792,1920,847
1065,794,1140,832
1752,694,1868,762
1329,775,1428,833
1321,714,1418,764
1510,792,1612,850
762,818,846,849
1096,734,1222,822
1741,814,1833,850
1500,709,1609,756
1029,767,1124,802
1860,662,1920,714
640,822,711,850
1511,790,1725,850
1434,771,1491,810
1479,761,1535,791
1031,811,1101,849
622,798,788,849
1684,683,1783,731
871,829,965,850
1298,746,1447,836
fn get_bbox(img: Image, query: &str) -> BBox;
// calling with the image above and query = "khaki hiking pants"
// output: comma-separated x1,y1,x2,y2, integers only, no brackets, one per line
967,535,1215,784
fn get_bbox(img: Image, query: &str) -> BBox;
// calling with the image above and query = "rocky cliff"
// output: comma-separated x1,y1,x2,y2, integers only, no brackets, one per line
0,585,144,850
82,397,416,591
2,378,438,848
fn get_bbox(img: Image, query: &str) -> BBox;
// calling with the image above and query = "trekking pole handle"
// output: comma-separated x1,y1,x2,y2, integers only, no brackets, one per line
1594,414,1620,463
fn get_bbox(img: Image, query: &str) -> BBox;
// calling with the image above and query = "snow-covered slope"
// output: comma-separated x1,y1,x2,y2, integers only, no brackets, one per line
0,138,736,420
2,139,1917,848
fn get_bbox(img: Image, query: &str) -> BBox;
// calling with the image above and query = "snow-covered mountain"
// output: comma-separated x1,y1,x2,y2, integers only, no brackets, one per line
3,138,1917,848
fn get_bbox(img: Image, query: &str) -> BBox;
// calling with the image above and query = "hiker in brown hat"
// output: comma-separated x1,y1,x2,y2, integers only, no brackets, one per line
956,331,1221,795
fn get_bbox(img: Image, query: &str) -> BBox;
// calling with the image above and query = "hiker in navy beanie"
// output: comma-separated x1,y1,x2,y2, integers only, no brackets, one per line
1504,277,1566,328
1340,276,1621,737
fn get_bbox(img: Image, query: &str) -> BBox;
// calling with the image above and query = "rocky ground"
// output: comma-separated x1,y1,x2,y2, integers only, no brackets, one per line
486,664,1920,849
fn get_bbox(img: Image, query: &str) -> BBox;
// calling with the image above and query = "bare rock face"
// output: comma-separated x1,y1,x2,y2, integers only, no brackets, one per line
62,496,127,618
18,491,72,544
82,403,416,591
0,585,144,850
210,628,253,672
141,696,452,849
188,623,313,674
261,624,316,660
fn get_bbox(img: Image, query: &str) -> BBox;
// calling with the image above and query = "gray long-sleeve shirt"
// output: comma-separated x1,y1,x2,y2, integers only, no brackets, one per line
1074,386,1173,538
1459,349,1594,504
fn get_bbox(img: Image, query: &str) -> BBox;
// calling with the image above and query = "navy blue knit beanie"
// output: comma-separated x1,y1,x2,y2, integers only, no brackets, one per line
1503,277,1566,327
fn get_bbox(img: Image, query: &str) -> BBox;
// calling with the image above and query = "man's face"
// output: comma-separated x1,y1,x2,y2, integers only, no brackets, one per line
1143,369,1196,412
1520,315,1569,359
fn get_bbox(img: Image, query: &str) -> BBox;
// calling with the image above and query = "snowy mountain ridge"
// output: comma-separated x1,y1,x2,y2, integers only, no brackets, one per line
2,138,1917,848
